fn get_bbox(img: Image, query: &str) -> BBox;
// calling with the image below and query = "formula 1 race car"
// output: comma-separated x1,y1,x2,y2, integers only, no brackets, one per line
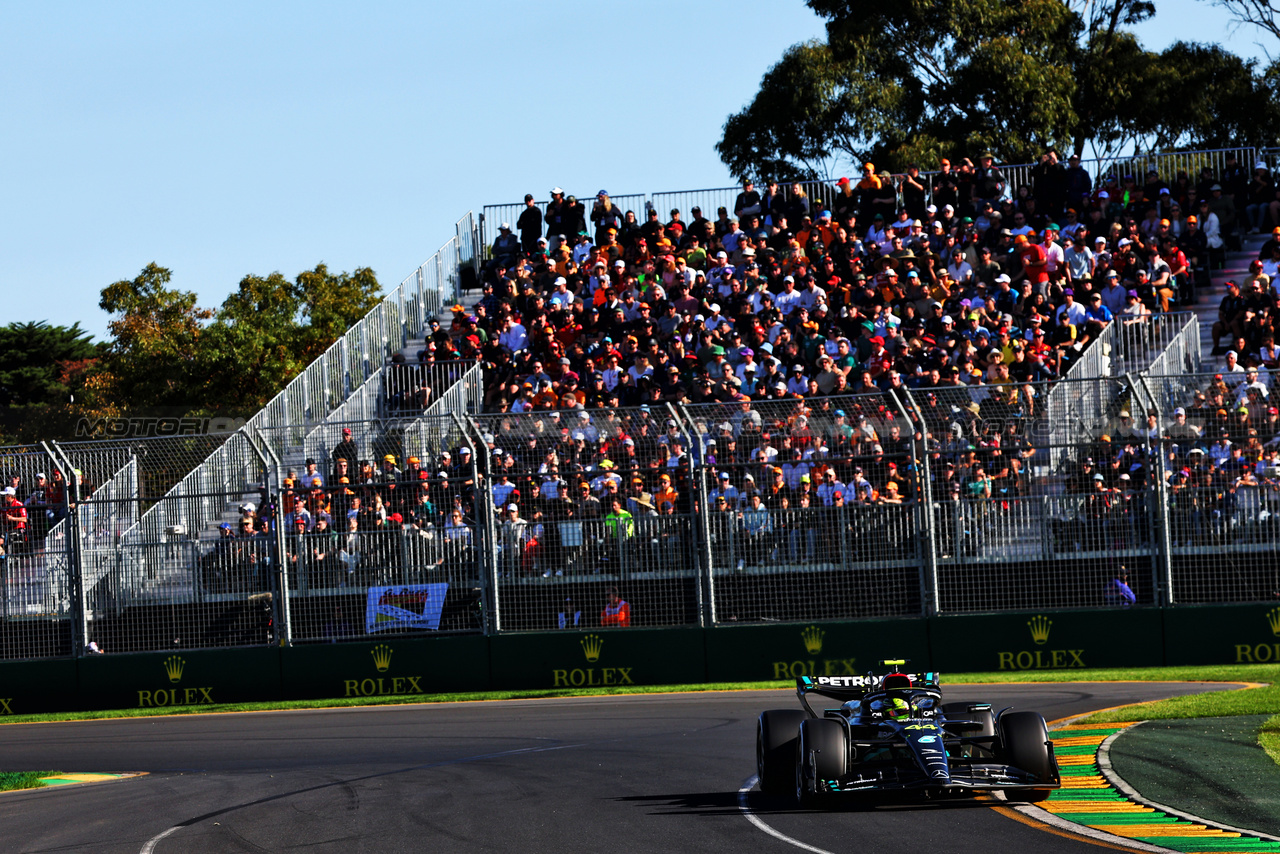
756,660,1061,806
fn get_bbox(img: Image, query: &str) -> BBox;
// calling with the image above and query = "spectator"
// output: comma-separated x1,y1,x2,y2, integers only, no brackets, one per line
600,586,631,627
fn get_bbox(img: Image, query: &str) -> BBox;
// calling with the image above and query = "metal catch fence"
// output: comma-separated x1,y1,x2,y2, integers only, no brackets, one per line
9,375,1280,659
271,414,486,644
677,394,924,622
466,406,704,632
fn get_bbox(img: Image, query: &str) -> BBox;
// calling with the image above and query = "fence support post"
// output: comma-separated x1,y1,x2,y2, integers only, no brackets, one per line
452,413,493,635
899,392,939,616
240,428,289,646
465,415,502,634
1135,376,1175,605
675,404,717,627
45,441,85,655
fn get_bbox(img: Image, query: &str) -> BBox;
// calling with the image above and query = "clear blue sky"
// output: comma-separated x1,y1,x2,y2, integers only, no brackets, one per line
0,0,1267,342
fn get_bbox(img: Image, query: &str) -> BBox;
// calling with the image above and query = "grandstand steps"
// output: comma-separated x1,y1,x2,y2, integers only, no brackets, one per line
1194,233,1272,369
184,334,449,548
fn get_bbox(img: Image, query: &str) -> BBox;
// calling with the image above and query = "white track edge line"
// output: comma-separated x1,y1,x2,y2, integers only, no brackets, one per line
737,775,835,854
139,824,180,854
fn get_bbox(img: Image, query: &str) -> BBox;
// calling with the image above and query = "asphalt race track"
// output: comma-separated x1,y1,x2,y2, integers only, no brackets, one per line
0,682,1233,853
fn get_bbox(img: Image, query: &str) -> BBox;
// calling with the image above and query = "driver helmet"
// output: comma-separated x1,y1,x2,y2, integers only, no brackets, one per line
885,697,910,719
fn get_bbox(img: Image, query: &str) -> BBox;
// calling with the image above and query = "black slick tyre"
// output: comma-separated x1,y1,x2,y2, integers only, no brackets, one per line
942,702,996,758
795,718,846,807
757,710,805,795
999,710,1056,802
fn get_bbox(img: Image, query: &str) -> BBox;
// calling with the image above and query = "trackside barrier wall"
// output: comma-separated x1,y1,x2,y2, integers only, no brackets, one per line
3,603,1276,714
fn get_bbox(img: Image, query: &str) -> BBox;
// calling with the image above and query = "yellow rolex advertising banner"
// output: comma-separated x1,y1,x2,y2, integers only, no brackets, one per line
76,647,282,711
703,618,931,682
928,608,1165,673
279,635,489,700
488,627,706,690
1162,604,1280,666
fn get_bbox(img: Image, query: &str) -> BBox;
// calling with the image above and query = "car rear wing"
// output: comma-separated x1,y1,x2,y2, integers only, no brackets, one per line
796,672,941,712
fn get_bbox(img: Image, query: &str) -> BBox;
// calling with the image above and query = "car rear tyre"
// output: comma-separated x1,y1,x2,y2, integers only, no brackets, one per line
999,711,1056,802
795,718,846,807
757,710,806,795
942,702,996,758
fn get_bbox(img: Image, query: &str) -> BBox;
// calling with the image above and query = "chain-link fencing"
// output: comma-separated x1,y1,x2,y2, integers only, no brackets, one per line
678,394,925,623
264,414,486,645
11,365,1280,659
903,377,1165,613
2,445,75,659
1135,370,1280,605
466,406,703,632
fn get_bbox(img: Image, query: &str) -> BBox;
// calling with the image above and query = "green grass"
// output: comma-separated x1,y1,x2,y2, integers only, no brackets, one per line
0,772,56,792
1080,683,1280,723
943,663,1280,685
1262,715,1280,765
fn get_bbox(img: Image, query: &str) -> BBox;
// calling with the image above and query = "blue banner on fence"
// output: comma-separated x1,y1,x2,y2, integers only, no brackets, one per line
364,583,449,633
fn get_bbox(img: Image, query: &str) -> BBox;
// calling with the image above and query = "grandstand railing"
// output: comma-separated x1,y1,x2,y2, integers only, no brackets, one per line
479,147,1258,248
117,430,271,548
1044,312,1198,468
1143,314,1204,381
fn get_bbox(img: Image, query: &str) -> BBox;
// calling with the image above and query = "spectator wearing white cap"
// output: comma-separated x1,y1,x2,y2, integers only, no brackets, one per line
707,250,735,289
545,187,567,249
774,276,801,315
491,221,519,269
1164,407,1201,442
548,276,573,308
1098,269,1127,315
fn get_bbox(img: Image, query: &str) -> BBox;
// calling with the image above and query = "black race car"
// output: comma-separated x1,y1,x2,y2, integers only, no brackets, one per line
756,660,1061,806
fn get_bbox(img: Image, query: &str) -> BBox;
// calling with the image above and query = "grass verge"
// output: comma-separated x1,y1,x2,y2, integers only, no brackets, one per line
0,772,56,792
1262,715,1280,766
1079,683,1280,723
0,664,1274,727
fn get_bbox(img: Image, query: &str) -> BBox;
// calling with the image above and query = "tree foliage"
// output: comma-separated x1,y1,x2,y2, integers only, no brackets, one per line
719,0,1280,179
97,262,215,415
90,262,381,425
203,264,382,413
0,322,101,444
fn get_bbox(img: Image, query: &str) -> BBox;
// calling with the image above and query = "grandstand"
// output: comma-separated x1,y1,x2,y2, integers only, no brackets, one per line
4,146,1280,660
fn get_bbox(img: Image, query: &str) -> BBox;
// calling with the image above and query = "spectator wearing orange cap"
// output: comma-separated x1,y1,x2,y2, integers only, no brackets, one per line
855,162,882,222
653,472,678,512
1016,233,1049,295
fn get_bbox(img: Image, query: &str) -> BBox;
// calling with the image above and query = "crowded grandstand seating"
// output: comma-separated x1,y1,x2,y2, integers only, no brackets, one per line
7,151,1280,654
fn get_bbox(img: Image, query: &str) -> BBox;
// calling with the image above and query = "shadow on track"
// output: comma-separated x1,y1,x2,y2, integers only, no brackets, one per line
619,789,998,817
